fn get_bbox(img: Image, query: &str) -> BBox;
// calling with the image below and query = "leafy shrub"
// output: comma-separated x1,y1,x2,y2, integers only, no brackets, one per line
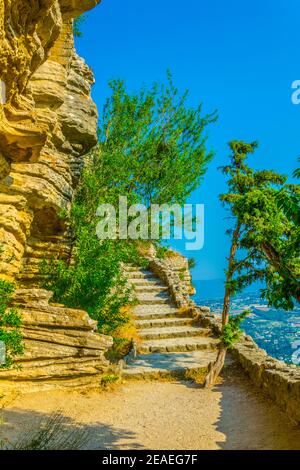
188,257,196,269
41,240,143,335
156,245,169,259
0,280,23,368
220,311,250,349
106,314,140,363
100,374,120,389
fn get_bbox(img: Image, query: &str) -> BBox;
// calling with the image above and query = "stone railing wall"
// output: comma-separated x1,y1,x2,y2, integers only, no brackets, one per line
148,251,194,307
147,250,300,424
198,309,300,424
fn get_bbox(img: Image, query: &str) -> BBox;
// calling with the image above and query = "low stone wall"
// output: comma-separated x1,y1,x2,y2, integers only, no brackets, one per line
199,309,300,424
148,250,300,424
148,251,194,307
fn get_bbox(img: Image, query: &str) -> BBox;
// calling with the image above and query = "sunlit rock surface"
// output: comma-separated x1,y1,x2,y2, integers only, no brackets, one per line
0,0,112,389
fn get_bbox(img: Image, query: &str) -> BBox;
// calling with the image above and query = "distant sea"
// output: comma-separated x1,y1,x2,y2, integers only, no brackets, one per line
193,280,300,365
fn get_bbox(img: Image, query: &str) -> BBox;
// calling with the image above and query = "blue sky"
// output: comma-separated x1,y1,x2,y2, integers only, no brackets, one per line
76,0,300,281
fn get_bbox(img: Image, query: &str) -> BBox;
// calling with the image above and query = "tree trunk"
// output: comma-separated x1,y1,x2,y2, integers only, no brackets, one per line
203,221,241,388
204,345,227,388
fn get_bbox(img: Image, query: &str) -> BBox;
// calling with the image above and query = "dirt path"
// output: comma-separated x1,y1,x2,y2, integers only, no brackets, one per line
1,368,300,450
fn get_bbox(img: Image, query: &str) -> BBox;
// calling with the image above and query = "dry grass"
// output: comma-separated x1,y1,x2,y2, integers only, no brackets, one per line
100,374,121,390
164,249,182,258
178,305,194,317
185,368,223,386
106,307,141,363
135,240,154,259
2,410,92,450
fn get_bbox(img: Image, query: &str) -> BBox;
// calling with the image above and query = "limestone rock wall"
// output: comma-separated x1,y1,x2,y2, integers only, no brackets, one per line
0,0,113,388
0,1,99,282
0,289,113,392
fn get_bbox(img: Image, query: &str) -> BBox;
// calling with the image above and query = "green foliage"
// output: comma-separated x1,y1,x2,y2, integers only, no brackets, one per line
73,15,86,38
42,74,215,335
293,157,300,179
220,311,249,348
41,239,142,335
221,141,299,311
0,280,23,368
99,72,217,207
188,257,196,269
100,374,120,389
156,245,169,259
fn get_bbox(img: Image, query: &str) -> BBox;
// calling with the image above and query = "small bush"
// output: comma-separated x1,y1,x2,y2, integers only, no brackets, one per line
220,311,250,349
156,246,169,259
0,280,23,368
106,315,140,362
188,257,196,269
100,374,120,390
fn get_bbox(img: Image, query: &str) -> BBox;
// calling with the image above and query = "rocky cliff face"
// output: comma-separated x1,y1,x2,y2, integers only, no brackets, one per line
0,0,113,389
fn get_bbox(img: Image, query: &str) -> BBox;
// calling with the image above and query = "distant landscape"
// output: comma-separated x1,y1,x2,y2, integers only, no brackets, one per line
193,280,300,364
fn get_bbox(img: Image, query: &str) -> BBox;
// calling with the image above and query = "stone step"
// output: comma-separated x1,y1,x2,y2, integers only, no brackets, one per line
135,317,195,329
128,278,164,286
133,305,182,320
138,336,220,354
133,312,182,320
138,326,211,340
136,293,170,305
126,272,157,280
123,266,144,272
134,285,169,293
122,350,218,380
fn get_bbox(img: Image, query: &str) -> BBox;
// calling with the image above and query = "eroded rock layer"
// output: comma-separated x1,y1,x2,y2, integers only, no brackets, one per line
0,289,113,391
0,0,112,388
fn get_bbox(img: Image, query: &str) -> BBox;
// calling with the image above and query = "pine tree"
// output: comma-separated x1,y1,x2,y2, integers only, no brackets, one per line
204,141,299,387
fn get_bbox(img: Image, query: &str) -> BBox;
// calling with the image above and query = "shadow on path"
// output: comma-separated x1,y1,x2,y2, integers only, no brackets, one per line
214,365,300,450
0,408,144,450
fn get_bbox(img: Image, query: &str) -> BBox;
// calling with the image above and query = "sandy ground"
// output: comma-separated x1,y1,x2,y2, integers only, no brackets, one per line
1,368,300,450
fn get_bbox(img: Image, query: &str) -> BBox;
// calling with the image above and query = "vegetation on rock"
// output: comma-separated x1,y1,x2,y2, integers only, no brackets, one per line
73,16,86,38
0,279,23,368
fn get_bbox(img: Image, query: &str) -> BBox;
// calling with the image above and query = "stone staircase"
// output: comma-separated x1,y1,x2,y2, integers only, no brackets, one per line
121,265,219,379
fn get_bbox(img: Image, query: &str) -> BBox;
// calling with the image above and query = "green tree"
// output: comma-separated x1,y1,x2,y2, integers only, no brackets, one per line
275,157,300,272
204,141,299,387
98,72,217,207
0,279,23,368
43,74,216,334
